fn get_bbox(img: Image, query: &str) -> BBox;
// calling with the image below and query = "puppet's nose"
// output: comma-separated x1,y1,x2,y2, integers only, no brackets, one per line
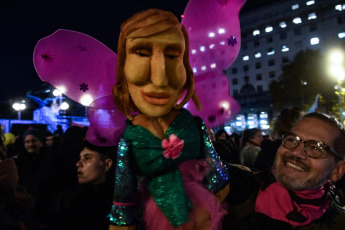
150,52,168,87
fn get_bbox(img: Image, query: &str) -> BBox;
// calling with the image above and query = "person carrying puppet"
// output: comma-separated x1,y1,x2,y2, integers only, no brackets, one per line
108,8,230,230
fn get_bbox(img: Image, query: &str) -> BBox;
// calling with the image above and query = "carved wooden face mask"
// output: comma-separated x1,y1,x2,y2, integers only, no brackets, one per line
124,27,186,117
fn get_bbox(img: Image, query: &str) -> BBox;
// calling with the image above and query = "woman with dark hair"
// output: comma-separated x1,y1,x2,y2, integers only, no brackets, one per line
239,128,263,168
44,141,117,230
215,129,229,141
213,129,240,164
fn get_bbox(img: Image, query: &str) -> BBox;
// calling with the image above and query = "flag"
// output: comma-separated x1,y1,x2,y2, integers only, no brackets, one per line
307,94,320,113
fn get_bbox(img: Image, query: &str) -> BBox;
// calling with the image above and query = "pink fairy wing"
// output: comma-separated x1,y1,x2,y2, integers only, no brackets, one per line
33,29,125,146
33,29,117,105
182,0,246,76
185,71,241,129
85,95,126,146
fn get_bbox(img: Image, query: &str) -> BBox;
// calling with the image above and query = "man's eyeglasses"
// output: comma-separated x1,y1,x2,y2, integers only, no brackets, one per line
281,132,342,159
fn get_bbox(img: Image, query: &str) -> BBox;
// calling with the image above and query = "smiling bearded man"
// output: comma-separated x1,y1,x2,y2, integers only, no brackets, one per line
273,114,344,191
223,112,345,229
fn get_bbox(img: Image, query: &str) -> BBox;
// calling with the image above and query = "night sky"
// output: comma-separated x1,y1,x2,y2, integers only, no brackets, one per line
0,0,277,103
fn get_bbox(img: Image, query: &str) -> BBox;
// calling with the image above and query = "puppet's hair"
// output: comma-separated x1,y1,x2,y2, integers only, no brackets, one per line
112,8,201,120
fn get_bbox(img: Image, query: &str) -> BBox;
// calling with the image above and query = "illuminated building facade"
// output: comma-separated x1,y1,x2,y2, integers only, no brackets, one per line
226,0,345,132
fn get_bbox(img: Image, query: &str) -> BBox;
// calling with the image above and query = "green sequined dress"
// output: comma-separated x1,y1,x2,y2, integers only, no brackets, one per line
109,109,229,229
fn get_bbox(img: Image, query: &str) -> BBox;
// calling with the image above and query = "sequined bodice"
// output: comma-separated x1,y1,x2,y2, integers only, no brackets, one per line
123,109,200,177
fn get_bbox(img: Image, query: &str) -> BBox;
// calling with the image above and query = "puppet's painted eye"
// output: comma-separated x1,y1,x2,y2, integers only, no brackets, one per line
135,49,151,57
165,48,182,59
166,54,179,59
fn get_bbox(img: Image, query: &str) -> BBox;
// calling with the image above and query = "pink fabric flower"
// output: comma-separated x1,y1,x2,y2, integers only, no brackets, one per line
161,134,184,159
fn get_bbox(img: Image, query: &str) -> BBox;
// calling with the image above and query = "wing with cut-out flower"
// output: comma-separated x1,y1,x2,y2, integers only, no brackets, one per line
33,29,117,106
33,29,124,146
182,0,245,128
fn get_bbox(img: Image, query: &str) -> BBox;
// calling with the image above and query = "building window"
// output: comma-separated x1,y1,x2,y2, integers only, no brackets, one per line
232,68,237,74
269,71,276,78
279,21,287,28
294,28,302,35
255,52,261,58
254,39,260,47
308,12,317,20
267,48,275,56
338,16,344,25
339,32,345,39
335,4,345,11
281,45,289,52
310,37,320,45
218,28,225,34
233,89,239,95
282,56,289,63
309,23,317,32
280,32,287,40
256,74,262,81
255,62,262,69
306,0,315,6
268,59,275,66
253,29,260,36
292,4,299,10
243,65,249,72
295,40,303,48
265,26,273,33
244,76,249,82
293,17,302,24
266,36,273,43
232,78,238,85
257,85,263,92
242,55,249,61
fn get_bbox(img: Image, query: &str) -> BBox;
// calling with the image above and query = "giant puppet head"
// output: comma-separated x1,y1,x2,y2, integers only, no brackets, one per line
112,9,201,120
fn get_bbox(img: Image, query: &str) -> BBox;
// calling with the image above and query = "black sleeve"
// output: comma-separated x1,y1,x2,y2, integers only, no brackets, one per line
226,163,258,206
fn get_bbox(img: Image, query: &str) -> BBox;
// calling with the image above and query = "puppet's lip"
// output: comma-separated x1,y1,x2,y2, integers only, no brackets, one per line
142,91,171,105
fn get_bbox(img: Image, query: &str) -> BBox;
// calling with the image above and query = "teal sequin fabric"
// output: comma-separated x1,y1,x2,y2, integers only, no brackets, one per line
109,138,138,226
197,118,229,192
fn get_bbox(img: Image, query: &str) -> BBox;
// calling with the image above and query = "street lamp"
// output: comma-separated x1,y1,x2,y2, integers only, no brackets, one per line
12,101,26,120
328,49,345,123
59,101,70,116
53,88,63,105
60,101,69,110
